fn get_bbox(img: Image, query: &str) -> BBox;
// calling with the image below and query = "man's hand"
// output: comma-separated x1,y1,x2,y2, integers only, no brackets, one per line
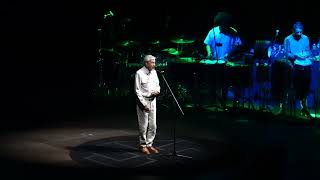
151,91,160,97
295,52,310,60
295,55,303,60
144,106,150,112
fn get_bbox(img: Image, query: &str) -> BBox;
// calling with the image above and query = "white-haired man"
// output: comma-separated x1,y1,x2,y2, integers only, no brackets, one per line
134,55,161,154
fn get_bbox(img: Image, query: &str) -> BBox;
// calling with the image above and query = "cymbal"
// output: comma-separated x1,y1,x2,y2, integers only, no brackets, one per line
177,57,195,63
149,40,161,45
117,40,141,47
170,38,195,44
99,48,122,56
161,48,181,56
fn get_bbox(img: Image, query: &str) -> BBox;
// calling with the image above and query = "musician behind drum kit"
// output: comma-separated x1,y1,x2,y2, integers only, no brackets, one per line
203,11,242,109
283,21,313,118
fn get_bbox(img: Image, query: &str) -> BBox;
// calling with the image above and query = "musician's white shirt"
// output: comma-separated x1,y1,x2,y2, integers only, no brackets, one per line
284,34,312,66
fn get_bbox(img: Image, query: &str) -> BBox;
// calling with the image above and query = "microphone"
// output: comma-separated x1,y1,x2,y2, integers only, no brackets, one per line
273,29,280,44
156,70,164,74
104,10,114,19
275,29,280,37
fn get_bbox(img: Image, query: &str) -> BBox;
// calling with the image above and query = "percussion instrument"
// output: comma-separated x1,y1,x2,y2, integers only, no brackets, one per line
199,59,226,64
170,38,195,44
225,61,252,88
162,48,180,56
116,40,141,48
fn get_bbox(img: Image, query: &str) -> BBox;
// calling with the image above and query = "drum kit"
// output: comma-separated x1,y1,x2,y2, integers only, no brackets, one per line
98,37,318,119
96,36,198,90
97,32,320,114
101,36,197,64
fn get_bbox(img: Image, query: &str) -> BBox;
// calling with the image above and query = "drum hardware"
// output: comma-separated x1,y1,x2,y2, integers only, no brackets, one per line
170,38,195,44
171,36,196,60
177,57,196,63
225,61,255,110
254,40,272,60
270,59,295,117
313,58,320,118
162,48,181,56
116,40,144,64
94,17,114,96
116,40,141,48
314,87,320,118
150,40,161,45
99,48,122,57
101,40,142,96
256,67,272,112
96,25,106,89
253,40,273,113
96,56,105,88
200,59,226,64
204,59,228,111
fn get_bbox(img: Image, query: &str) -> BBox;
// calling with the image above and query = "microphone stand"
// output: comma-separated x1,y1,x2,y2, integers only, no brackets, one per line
158,71,192,159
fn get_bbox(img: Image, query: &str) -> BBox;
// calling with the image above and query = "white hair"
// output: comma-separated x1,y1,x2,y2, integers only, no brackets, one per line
144,55,156,62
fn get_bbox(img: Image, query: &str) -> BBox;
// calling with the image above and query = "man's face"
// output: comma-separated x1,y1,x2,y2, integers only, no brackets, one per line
293,28,303,40
145,59,156,71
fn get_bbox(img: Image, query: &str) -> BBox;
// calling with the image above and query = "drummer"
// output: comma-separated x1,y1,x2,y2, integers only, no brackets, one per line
203,11,242,109
284,21,313,118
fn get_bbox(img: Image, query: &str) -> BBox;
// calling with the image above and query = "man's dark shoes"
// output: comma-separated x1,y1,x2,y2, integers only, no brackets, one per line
140,146,151,155
148,146,159,154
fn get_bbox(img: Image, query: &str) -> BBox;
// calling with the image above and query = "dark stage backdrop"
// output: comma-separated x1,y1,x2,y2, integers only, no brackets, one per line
1,0,318,125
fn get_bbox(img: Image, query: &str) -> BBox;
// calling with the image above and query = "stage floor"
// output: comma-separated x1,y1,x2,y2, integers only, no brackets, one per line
1,95,320,180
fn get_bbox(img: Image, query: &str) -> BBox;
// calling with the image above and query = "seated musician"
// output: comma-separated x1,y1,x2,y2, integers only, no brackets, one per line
203,11,242,109
284,21,313,118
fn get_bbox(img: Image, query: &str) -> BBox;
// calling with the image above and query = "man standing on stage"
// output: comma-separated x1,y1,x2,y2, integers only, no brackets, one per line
134,55,161,154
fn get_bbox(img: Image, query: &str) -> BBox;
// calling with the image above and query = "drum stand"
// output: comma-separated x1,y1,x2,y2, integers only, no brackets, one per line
256,62,272,113
210,34,228,111
315,88,319,119
232,64,256,111
313,66,320,119
93,26,109,97
212,66,228,112
239,85,256,110
310,85,319,120
97,56,105,88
